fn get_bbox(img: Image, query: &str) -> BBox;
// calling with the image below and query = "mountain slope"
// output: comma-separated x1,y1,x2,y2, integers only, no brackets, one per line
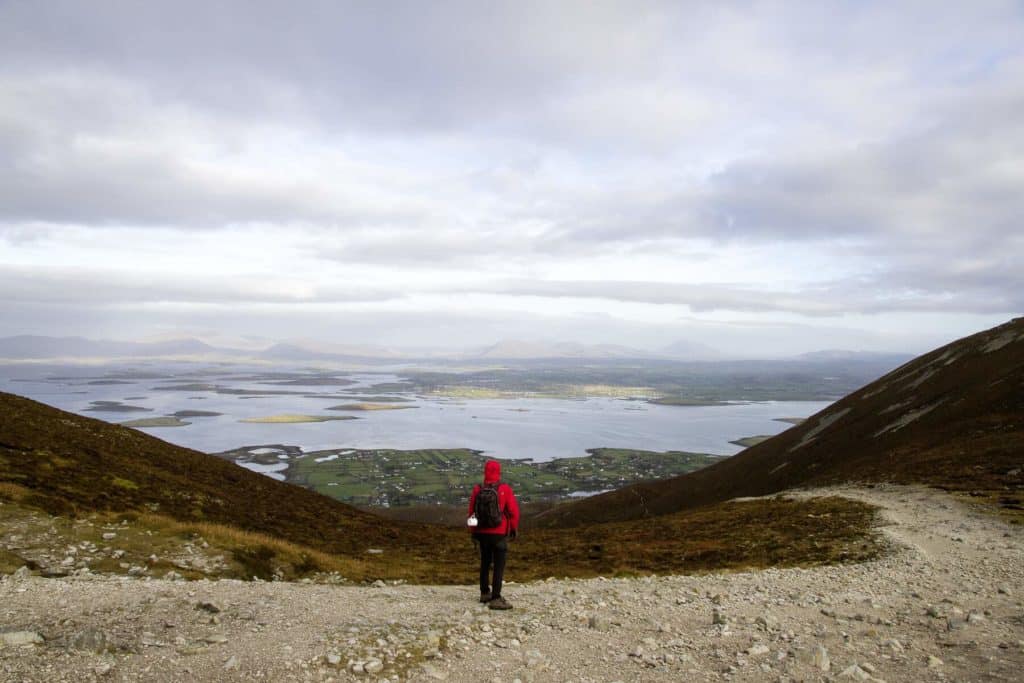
535,317,1024,527
0,391,431,555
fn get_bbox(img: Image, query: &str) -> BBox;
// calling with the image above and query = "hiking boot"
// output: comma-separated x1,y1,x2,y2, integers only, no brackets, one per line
488,596,512,610
479,591,492,603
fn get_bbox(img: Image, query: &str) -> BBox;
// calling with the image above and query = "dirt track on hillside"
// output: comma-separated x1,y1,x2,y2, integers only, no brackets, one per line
2,484,1022,682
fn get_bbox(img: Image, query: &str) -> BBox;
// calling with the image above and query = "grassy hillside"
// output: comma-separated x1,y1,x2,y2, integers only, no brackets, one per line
0,391,882,582
535,317,1024,528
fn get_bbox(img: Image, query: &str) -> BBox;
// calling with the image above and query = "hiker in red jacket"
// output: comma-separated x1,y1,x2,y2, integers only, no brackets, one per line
467,459,520,610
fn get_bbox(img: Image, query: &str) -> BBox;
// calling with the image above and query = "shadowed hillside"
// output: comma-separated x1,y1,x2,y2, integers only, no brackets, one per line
0,391,432,554
535,317,1024,527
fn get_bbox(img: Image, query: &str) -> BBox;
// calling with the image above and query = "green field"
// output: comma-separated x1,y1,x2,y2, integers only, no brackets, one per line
285,447,721,507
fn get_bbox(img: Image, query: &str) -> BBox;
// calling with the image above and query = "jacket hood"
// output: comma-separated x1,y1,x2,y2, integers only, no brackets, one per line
484,460,501,484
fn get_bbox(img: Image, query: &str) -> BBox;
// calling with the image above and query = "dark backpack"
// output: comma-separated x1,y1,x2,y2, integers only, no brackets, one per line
474,483,503,528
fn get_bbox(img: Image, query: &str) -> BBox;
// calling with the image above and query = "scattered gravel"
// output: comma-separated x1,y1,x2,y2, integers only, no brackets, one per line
1,484,1022,681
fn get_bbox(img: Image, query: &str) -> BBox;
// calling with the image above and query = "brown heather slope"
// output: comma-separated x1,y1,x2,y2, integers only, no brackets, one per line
0,391,436,556
535,317,1024,528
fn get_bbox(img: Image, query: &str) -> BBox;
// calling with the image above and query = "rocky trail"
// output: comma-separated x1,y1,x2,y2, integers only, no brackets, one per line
1,484,1022,682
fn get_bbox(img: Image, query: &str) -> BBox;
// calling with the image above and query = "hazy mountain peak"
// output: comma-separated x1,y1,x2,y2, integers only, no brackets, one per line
473,339,651,359
659,339,723,360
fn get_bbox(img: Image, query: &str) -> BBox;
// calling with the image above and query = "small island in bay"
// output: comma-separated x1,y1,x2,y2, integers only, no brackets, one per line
326,403,418,411
334,395,413,402
120,416,191,428
239,414,359,424
84,400,152,413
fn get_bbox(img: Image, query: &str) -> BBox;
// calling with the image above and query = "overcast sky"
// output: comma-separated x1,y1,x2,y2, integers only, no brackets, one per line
1,1,1021,356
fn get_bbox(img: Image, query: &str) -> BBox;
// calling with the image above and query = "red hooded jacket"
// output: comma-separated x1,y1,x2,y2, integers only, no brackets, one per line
468,460,520,536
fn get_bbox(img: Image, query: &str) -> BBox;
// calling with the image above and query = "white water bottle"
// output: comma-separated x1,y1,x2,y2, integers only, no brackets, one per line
467,514,479,527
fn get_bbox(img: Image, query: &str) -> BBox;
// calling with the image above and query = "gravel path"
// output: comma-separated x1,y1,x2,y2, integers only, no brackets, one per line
1,484,1022,682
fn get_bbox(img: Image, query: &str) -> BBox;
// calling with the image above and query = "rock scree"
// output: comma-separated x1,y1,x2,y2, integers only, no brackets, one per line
1,484,1022,682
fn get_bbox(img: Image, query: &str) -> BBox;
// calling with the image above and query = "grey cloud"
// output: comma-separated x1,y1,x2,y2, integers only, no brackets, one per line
700,94,1024,244
470,278,1021,316
2,1,1021,241
305,227,553,267
1,0,1008,162
864,255,1024,313
315,238,495,268
545,76,1024,248
0,81,427,228
530,74,1024,313
0,2,665,134
0,265,403,306
9,255,1017,320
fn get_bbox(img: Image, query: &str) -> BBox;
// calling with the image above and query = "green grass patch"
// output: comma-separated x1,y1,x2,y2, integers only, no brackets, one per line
286,447,721,507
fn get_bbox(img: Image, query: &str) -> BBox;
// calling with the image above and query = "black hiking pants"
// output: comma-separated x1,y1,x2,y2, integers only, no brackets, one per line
474,533,508,597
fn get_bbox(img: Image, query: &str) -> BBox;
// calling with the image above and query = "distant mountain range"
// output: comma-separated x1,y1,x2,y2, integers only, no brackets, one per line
256,342,406,361
471,339,653,360
659,338,723,360
472,338,729,361
0,333,910,364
